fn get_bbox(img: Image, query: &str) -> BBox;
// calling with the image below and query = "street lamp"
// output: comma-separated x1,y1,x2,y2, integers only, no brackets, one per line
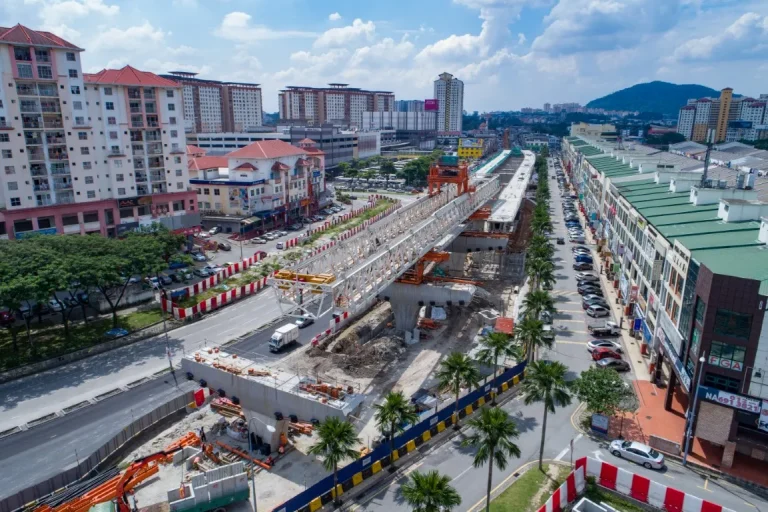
247,416,276,512
682,352,706,466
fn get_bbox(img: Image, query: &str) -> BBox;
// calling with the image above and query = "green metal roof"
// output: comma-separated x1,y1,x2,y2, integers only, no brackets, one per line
691,246,768,295
674,230,764,250
580,146,603,156
658,220,761,239
640,203,719,218
650,210,721,226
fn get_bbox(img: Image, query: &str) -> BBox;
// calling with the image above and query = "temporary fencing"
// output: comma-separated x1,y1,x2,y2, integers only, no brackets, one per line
271,361,527,512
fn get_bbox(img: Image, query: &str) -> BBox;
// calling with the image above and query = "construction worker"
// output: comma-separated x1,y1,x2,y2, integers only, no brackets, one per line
200,427,207,443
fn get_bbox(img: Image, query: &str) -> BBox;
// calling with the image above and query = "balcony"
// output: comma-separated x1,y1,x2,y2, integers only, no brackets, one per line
36,194,53,207
129,106,142,114
28,149,46,162
53,180,73,191
48,149,68,161
144,103,157,114
16,84,37,96
147,143,162,155
50,163,70,175
109,148,125,156
151,184,167,194
149,172,165,182
131,115,144,128
20,101,40,113
134,160,146,170
14,49,32,61
30,164,47,177
33,182,50,192
56,192,75,205
25,134,43,145
135,173,148,182
137,185,150,195
145,131,161,142
45,134,66,145
43,118,63,129
38,85,57,97
128,88,141,100
132,148,145,156
146,120,159,129
35,51,50,63
143,90,155,100
147,157,163,168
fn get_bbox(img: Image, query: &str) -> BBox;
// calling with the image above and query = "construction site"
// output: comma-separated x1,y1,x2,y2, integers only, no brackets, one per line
25,149,538,512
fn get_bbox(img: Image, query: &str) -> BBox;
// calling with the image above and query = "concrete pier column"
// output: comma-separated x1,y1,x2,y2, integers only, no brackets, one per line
448,252,466,273
384,282,478,333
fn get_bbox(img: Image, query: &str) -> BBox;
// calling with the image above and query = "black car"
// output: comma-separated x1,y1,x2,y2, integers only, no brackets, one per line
573,262,593,271
582,298,609,309
596,358,630,372
578,285,603,295
556,237,565,245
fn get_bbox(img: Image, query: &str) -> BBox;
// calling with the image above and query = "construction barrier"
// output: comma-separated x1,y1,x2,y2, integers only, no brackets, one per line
536,457,737,512
180,252,268,299
271,361,527,512
161,276,270,320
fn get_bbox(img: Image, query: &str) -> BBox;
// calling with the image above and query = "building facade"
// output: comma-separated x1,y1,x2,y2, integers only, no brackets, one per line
278,83,394,128
0,24,198,239
360,111,437,131
457,138,483,159
395,100,424,112
160,72,263,134
677,89,768,143
434,72,463,133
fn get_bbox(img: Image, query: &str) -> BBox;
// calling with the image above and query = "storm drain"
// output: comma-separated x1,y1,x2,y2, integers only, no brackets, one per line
63,401,91,413
95,388,123,401
27,413,57,428
0,426,21,439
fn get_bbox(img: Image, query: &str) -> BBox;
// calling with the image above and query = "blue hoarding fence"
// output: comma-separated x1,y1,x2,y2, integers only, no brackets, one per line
272,361,527,512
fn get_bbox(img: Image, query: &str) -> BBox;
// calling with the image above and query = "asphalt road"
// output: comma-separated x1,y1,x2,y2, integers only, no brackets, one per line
347,157,768,512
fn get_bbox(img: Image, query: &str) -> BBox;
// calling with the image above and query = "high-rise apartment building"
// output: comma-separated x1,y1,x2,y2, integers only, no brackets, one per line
677,88,768,143
395,100,424,112
278,83,394,128
161,72,263,133
433,72,464,132
0,24,198,239
543,102,551,113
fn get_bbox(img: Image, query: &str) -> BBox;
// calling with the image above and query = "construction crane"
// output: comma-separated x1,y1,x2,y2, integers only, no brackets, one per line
428,155,474,196
115,447,184,512
396,250,479,286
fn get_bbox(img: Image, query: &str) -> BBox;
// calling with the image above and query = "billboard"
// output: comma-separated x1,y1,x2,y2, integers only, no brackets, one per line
425,99,438,111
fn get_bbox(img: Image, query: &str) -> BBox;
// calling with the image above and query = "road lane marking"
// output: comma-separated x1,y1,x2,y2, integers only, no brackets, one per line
697,477,713,492
451,464,475,483
557,340,589,345
555,447,570,461
556,319,586,323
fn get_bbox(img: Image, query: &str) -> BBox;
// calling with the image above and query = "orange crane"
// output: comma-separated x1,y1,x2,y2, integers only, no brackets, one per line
115,447,184,512
427,156,474,196
396,250,479,286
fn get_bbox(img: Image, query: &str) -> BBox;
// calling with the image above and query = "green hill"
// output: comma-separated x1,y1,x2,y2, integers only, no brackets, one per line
586,81,729,117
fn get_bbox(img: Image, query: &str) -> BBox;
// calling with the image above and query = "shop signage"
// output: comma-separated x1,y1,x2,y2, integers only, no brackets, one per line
698,386,761,413
657,324,691,392
118,196,152,208
591,413,609,434
633,318,642,331
630,285,639,302
16,227,57,239
707,355,743,371
612,263,620,274
759,401,768,432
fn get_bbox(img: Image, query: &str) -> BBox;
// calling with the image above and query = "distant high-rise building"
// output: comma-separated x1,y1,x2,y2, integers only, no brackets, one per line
543,102,551,113
395,100,424,112
677,88,768,142
433,72,464,132
278,84,394,128
161,72,263,133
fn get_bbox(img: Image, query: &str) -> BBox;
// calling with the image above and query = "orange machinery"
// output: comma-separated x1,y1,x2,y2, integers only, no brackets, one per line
396,250,479,286
114,448,184,512
427,157,473,196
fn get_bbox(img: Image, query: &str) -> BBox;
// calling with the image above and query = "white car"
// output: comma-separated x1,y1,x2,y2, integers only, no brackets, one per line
48,299,64,312
587,340,622,353
586,304,610,318
576,272,599,282
609,440,665,469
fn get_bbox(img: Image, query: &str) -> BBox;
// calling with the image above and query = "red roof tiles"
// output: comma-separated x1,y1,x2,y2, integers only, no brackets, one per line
296,158,311,167
186,145,206,156
84,65,179,88
228,140,307,160
188,156,228,171
234,162,257,170
271,161,291,171
298,138,316,145
0,24,82,50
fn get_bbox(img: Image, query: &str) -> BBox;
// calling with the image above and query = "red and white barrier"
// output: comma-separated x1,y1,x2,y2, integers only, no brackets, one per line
558,457,738,512
537,463,585,512
161,275,270,319
182,251,268,298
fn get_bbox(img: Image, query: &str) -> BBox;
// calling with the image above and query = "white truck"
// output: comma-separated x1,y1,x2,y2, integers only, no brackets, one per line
269,323,300,352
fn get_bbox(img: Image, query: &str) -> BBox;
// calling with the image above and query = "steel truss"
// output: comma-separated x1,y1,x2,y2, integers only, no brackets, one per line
269,176,500,318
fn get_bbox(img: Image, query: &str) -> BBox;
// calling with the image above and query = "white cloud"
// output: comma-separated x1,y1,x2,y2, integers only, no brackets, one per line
457,49,518,80
89,21,165,51
166,45,196,57
517,32,526,45
328,12,342,21
532,0,685,55
143,58,211,76
314,19,376,48
24,0,119,27
673,12,768,61
348,38,415,67
215,12,317,42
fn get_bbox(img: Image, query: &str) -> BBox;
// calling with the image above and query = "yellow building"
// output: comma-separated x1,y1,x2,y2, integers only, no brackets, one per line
458,138,484,159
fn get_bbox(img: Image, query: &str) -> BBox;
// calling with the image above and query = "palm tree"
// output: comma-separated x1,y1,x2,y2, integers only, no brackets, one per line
436,352,480,429
515,316,548,362
522,290,556,322
525,257,554,291
521,360,572,469
463,408,521,512
307,417,360,507
374,391,419,471
401,470,462,512
476,332,522,405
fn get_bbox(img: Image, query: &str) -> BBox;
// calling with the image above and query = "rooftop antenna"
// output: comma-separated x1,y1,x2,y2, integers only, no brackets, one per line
701,128,715,186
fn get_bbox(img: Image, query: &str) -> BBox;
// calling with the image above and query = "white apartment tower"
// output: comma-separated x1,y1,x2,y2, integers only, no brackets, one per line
0,24,198,239
278,83,394,128
434,72,464,132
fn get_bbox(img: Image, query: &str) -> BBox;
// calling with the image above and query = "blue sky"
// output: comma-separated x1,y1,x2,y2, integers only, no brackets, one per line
3,0,767,113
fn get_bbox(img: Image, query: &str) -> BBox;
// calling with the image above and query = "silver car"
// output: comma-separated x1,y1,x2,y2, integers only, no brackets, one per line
609,440,665,469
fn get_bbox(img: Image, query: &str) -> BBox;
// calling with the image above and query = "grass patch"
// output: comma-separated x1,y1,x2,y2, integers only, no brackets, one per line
0,307,164,372
303,198,396,245
490,463,570,512
584,479,646,512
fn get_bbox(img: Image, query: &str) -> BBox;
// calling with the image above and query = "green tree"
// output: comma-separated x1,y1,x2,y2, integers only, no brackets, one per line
308,417,360,507
522,290,556,322
401,470,462,512
572,367,633,417
380,160,396,175
337,161,351,177
463,407,521,512
374,391,419,471
436,352,480,429
515,316,548,362
526,257,555,291
476,332,521,405
521,360,572,469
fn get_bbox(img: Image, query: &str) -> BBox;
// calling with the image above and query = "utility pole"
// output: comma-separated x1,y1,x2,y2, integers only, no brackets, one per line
683,352,706,466
701,129,715,187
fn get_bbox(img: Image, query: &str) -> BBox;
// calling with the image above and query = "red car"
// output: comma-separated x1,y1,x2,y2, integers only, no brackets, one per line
592,347,622,361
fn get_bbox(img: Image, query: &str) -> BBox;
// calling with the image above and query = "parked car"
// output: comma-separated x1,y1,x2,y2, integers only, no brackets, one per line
218,242,232,251
289,224,303,231
251,237,267,244
575,255,593,264
575,272,598,282
586,304,610,318
205,265,223,274
609,440,664,469
146,276,161,289
48,299,64,312
191,252,207,262
582,297,609,310
295,316,315,329
587,340,623,353
209,226,221,235
572,247,591,254
194,268,211,278
0,310,15,326
277,231,288,237
592,347,622,361
556,237,565,245
264,232,278,240
158,274,173,286
573,262,593,271
276,242,285,250
597,358,631,372
578,285,602,296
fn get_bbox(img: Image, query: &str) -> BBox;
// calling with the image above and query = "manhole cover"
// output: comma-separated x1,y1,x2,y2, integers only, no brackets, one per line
513,472,520,477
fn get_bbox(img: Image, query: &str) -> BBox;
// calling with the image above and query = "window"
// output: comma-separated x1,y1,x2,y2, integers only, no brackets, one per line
214,189,220,196
107,116,116,125
4,165,15,174
117,188,126,195
17,63,34,78
203,188,210,195
166,90,174,98
73,101,82,110
37,66,53,79
82,161,92,170
78,132,87,140
176,182,183,190
68,69,78,79
87,190,96,199
695,298,706,324
175,169,183,176
116,173,124,182
66,52,76,62
0,134,8,143
169,116,176,125
75,116,85,125
10,197,20,206
71,86,80,95
104,87,113,96
84,176,94,184
105,102,114,110
174,156,181,164
110,145,120,154
170,130,178,138
710,341,747,370
2,149,11,158
168,104,175,112
80,147,90,155
8,181,17,191
704,372,740,393
714,309,752,339
109,131,118,140
114,159,123,168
